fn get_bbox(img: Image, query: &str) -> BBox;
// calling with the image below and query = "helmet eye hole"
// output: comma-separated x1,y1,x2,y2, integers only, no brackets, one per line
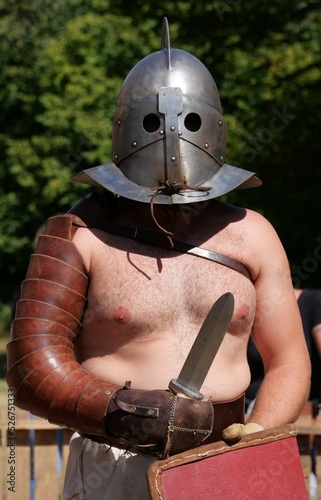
184,113,202,132
143,113,161,133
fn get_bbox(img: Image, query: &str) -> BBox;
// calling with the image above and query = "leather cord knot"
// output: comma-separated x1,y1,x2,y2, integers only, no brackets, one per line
150,181,212,247
152,180,212,196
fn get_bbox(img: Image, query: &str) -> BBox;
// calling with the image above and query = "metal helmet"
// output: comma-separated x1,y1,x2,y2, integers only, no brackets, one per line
72,18,261,204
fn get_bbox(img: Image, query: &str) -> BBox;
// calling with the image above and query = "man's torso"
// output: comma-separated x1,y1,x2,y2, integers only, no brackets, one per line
72,199,258,402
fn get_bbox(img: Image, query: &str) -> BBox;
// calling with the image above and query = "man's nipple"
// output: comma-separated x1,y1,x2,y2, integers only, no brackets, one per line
236,303,250,321
112,306,132,324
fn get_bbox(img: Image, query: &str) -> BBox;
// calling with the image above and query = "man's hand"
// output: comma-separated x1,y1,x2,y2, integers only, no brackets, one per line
222,422,264,442
106,387,214,457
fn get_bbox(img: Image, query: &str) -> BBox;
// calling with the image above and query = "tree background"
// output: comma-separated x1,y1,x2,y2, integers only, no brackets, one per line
1,0,321,332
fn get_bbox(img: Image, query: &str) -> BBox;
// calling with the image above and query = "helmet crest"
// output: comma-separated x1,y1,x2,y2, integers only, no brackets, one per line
161,17,172,70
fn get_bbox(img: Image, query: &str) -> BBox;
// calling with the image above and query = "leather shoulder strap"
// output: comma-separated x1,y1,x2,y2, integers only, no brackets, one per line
67,197,252,281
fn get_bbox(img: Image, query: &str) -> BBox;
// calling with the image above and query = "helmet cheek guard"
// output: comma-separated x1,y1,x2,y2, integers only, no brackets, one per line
72,18,261,204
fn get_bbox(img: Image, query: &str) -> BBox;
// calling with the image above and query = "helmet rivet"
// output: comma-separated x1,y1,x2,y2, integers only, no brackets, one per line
220,156,224,161
218,120,222,126
132,141,137,147
117,120,121,125
159,130,164,135
178,131,182,136
204,143,209,149
170,126,175,131
115,154,118,160
171,156,176,161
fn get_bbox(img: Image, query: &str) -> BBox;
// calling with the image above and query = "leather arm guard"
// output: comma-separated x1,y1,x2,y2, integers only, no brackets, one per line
6,215,123,437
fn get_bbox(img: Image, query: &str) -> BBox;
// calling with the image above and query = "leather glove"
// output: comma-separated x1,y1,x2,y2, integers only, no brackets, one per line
222,422,264,442
106,385,214,458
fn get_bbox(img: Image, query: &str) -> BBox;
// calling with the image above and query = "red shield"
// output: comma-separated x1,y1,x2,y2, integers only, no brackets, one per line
147,424,307,500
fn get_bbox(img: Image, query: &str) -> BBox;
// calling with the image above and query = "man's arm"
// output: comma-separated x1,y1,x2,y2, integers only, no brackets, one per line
246,211,311,428
223,210,310,441
6,215,123,436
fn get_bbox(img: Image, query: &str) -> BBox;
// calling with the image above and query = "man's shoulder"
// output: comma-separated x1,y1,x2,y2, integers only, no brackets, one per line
207,200,270,230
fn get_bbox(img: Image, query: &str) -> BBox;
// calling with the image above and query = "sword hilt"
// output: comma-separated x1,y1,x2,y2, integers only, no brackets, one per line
169,378,204,400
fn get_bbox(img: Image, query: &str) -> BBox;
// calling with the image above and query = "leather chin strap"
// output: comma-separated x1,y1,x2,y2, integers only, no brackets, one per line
77,210,251,281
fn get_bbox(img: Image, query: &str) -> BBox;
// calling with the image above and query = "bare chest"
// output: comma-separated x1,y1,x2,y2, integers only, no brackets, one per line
82,233,256,344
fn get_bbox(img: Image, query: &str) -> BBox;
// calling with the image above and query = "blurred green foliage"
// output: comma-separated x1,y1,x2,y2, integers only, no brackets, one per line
0,302,12,337
1,0,321,303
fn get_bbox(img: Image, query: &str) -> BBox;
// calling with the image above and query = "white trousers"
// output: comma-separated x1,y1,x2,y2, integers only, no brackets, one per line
62,433,158,500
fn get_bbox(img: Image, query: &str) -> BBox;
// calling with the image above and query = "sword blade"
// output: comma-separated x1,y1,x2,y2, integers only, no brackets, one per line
169,292,234,399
